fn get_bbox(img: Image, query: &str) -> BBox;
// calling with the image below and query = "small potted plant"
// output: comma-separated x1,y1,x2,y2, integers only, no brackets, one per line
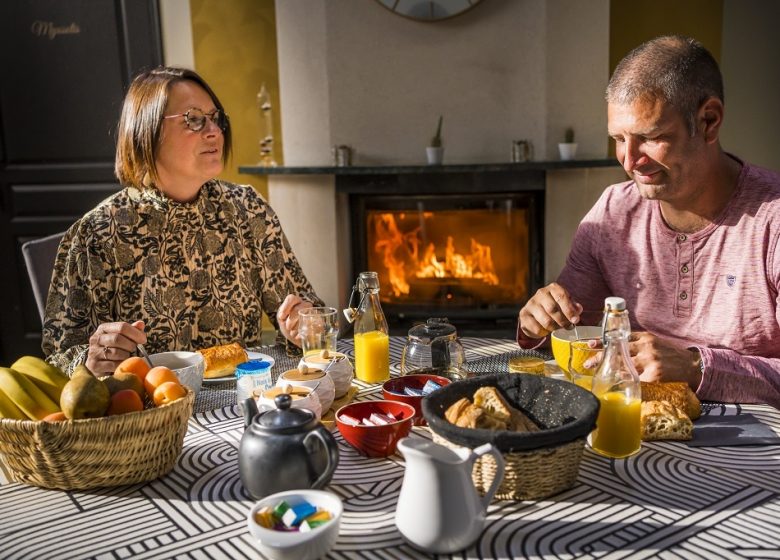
558,127,578,161
426,115,444,165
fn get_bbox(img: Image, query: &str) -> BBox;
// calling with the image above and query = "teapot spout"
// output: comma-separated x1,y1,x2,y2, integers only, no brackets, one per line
243,397,259,427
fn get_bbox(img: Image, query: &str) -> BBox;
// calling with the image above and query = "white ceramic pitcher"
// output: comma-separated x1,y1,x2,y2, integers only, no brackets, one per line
395,437,505,554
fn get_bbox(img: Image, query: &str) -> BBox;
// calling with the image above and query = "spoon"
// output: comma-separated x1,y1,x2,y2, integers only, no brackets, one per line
136,343,154,368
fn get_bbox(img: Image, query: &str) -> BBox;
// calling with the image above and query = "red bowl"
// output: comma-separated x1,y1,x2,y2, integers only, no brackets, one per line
335,401,415,457
382,374,451,426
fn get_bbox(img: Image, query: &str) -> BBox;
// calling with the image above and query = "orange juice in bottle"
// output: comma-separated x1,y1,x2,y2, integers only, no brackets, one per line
589,297,641,459
354,330,390,383
350,272,390,383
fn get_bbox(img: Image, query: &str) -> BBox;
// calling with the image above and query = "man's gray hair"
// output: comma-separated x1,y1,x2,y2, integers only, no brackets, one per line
606,35,723,135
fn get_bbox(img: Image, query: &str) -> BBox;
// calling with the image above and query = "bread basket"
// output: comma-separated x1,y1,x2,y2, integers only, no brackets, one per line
0,389,194,490
422,373,599,500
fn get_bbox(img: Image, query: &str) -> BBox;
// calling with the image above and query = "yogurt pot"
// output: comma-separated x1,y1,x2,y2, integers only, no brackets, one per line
277,365,335,413
302,350,354,398
254,385,323,421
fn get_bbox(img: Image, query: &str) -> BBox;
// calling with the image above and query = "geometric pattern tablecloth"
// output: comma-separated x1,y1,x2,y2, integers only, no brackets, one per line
1,337,779,559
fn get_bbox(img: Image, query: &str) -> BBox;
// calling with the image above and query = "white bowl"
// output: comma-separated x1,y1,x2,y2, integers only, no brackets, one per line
302,352,354,398
247,489,342,560
277,367,336,413
149,351,205,396
255,385,323,420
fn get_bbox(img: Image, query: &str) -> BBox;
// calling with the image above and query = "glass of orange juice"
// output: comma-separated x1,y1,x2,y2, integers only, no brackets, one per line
568,338,603,391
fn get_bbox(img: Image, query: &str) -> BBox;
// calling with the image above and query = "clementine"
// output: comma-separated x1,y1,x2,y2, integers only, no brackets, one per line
42,411,68,422
116,356,151,385
153,381,187,406
107,389,144,415
143,366,180,396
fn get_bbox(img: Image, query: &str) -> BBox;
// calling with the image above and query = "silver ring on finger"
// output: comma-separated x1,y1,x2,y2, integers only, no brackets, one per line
102,346,109,360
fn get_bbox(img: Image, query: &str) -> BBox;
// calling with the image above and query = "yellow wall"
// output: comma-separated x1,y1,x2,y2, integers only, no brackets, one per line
609,0,722,72
608,0,723,156
189,0,283,198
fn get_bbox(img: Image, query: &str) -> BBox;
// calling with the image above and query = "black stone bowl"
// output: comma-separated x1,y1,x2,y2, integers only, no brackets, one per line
422,373,600,452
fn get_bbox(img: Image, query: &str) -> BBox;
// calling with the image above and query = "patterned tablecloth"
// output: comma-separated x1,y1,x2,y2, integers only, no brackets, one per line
1,337,779,559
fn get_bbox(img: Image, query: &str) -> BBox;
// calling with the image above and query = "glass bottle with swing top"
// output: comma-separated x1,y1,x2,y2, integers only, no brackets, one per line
589,296,642,458
345,272,389,383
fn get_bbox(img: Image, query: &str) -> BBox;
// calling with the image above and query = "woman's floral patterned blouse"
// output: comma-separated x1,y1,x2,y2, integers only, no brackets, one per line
43,180,322,373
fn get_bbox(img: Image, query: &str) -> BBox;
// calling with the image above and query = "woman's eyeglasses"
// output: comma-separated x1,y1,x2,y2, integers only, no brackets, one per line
163,108,227,132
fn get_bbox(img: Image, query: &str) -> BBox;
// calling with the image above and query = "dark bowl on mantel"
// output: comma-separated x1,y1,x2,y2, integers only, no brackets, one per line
422,372,600,452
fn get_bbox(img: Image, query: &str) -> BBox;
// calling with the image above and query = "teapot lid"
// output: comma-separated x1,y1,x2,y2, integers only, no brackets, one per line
408,318,457,342
255,394,315,431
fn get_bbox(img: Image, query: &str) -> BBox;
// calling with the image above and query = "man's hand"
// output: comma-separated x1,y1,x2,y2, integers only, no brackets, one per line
518,283,583,339
86,320,146,376
628,332,702,390
277,295,314,347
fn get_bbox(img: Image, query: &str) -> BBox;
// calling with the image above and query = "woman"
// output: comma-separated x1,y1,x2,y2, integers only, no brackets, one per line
42,67,322,375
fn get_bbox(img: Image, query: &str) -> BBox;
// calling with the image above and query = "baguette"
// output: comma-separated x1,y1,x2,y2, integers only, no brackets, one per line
641,381,701,420
199,342,248,379
444,386,540,433
641,400,693,441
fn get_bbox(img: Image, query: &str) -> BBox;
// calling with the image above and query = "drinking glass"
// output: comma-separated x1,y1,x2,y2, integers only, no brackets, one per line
568,338,604,391
298,307,339,357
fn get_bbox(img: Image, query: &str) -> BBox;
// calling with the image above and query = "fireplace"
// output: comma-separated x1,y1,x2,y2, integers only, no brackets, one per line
347,176,544,337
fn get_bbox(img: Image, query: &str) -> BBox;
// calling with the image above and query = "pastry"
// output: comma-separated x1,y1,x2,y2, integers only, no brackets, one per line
641,400,693,441
445,397,472,424
473,386,512,423
641,381,701,420
199,342,248,379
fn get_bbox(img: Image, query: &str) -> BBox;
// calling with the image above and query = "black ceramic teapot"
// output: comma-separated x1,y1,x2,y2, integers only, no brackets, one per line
239,394,339,500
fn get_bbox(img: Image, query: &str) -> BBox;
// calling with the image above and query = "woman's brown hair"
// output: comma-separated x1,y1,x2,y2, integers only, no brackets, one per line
114,66,232,188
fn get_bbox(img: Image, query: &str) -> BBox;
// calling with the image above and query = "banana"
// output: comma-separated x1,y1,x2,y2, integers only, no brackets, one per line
0,367,60,420
0,386,27,420
11,356,69,403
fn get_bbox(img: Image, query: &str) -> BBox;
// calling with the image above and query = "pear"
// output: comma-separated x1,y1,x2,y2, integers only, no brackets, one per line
60,365,110,419
102,370,145,401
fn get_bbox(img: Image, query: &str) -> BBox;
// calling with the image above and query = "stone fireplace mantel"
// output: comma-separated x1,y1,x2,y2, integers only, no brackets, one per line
238,160,625,327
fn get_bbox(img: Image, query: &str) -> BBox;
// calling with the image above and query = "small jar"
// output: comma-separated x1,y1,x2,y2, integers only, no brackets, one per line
236,360,273,409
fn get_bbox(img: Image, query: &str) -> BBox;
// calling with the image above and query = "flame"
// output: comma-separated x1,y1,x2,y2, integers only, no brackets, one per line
372,213,500,297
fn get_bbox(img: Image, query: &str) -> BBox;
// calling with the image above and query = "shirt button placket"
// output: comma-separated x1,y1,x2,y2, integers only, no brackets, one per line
676,235,694,316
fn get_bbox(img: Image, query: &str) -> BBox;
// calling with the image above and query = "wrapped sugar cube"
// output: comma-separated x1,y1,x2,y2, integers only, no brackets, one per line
282,501,317,527
421,380,442,394
339,413,361,426
369,412,393,425
403,386,425,397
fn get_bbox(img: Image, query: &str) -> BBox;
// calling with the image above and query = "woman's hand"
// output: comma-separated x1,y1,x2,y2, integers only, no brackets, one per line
277,295,314,346
518,282,583,339
628,331,702,390
86,320,147,376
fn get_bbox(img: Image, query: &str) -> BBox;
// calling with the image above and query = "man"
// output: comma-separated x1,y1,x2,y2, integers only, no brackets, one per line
517,35,780,407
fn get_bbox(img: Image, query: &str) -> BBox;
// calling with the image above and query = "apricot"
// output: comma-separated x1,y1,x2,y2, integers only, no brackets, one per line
107,389,144,415
153,381,187,406
116,356,151,385
42,411,68,422
143,366,180,396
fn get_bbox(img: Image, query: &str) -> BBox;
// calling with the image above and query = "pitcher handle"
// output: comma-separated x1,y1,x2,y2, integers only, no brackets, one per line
472,443,505,510
305,427,339,489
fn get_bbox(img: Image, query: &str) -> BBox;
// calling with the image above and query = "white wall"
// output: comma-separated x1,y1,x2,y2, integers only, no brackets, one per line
159,0,195,68
275,0,610,166
720,0,780,171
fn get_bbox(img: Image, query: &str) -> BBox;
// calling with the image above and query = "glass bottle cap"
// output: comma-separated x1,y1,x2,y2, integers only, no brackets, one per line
604,297,626,312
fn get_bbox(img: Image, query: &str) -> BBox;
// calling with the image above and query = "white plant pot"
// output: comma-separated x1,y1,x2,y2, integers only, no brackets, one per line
426,146,444,165
558,143,578,161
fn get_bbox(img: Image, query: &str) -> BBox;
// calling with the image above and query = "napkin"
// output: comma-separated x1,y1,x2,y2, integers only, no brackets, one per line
685,413,780,447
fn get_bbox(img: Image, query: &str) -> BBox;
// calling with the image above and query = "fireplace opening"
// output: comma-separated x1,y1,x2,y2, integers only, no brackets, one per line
351,192,543,337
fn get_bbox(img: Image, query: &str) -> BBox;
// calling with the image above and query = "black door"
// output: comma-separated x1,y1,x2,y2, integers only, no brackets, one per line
0,0,163,362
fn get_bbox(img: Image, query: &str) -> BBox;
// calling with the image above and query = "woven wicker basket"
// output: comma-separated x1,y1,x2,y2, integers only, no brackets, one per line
0,389,194,490
431,433,587,500
423,373,599,501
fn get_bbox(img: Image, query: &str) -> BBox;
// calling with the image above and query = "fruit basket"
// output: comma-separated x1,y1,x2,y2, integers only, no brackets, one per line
422,373,599,500
0,388,194,490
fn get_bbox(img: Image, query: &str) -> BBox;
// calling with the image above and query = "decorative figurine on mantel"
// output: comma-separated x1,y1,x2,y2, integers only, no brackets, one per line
256,83,277,166
426,115,444,165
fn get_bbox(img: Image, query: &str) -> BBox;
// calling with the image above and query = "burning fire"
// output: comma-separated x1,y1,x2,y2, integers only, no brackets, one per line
373,213,500,297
